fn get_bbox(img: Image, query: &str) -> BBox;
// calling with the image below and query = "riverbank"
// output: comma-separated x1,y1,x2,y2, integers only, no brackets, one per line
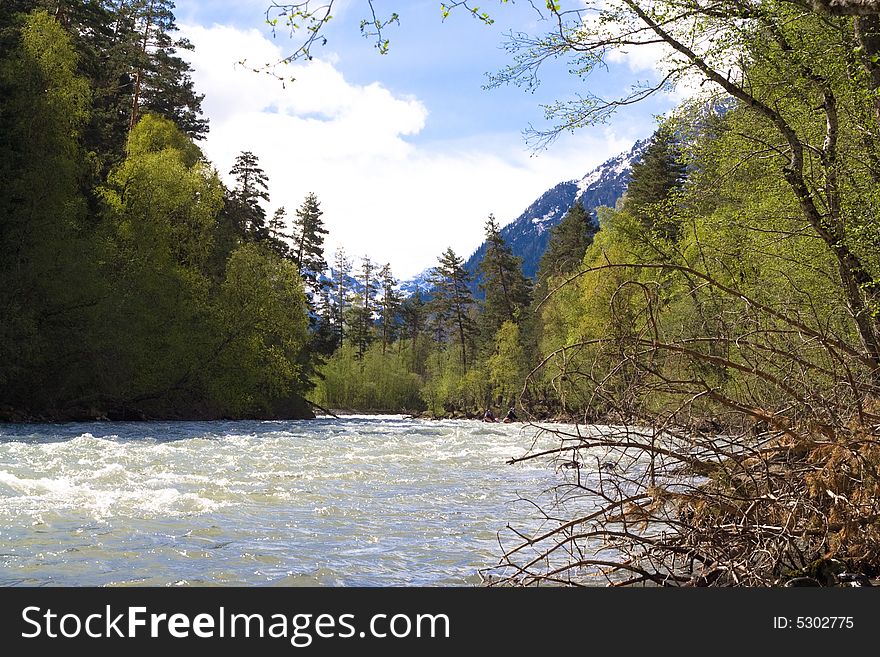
0,397,316,424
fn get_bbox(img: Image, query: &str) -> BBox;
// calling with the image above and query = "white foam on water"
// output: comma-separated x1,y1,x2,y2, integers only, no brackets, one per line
0,416,587,585
0,470,77,496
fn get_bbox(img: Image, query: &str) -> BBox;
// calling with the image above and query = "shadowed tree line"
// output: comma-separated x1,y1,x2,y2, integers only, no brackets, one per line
0,3,323,420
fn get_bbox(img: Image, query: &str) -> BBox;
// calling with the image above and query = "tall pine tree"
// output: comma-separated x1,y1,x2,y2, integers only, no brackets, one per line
623,125,686,241
227,150,270,242
400,286,426,343
329,247,352,345
291,192,329,295
125,0,207,139
478,215,532,340
378,263,401,354
267,206,292,258
429,248,477,371
310,284,339,355
536,202,598,282
347,256,378,360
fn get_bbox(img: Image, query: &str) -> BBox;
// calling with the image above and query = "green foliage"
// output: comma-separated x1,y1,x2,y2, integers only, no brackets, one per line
0,9,96,413
478,215,532,343
227,150,271,242
429,247,478,371
621,125,685,242
329,247,353,345
314,343,425,412
0,8,318,421
487,321,526,408
536,202,597,283
208,243,311,415
10,0,880,445
378,263,402,353
96,117,310,417
102,115,222,272
346,256,380,359
126,112,203,165
291,192,329,290
418,353,500,418
126,0,208,139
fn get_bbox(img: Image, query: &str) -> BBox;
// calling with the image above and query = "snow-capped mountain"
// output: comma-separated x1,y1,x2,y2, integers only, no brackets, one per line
463,138,647,290
397,267,433,298
398,138,647,297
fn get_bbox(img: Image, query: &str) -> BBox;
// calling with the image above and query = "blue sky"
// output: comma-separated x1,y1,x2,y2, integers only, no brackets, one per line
173,0,679,278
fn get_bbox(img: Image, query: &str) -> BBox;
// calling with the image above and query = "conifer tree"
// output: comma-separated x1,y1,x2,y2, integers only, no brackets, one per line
623,126,686,241
429,248,477,371
400,286,426,343
478,215,532,342
347,256,378,360
536,202,598,282
311,284,339,355
26,0,209,170
330,248,352,345
140,32,207,139
291,192,329,293
398,286,428,373
228,150,270,242
125,0,207,140
267,206,292,258
378,263,401,354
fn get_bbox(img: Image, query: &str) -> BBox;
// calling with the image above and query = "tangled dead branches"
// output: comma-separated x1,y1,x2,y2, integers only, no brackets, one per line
485,264,880,586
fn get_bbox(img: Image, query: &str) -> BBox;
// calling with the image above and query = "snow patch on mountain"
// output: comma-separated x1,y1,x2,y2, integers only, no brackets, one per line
399,137,650,295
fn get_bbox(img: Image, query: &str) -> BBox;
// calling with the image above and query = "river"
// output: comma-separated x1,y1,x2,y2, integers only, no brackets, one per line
0,415,574,587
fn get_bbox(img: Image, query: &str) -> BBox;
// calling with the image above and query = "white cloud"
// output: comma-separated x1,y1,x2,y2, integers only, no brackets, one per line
181,23,639,279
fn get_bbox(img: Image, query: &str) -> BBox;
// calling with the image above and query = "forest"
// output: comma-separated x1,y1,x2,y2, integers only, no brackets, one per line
0,1,321,421
4,0,880,584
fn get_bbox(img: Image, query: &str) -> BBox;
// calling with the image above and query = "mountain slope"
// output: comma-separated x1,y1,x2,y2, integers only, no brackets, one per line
464,139,647,292
399,138,648,297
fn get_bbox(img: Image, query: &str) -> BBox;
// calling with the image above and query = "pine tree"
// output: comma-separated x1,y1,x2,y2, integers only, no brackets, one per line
1,2,130,172
140,33,208,139
429,248,477,371
399,286,428,373
478,215,532,339
291,192,329,294
311,284,339,355
30,0,209,171
526,203,598,368
623,126,686,241
330,248,352,345
125,0,207,140
400,286,426,347
347,256,378,360
266,206,292,258
536,202,598,282
378,263,401,354
227,150,270,242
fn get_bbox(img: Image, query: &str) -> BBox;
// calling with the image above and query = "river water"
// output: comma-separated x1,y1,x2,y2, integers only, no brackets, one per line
0,415,573,587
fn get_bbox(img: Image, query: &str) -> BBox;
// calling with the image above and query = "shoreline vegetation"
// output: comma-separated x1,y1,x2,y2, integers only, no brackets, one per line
4,3,880,585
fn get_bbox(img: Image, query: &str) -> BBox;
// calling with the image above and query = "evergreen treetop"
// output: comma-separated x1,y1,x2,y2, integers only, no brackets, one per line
623,126,687,241
292,192,329,288
228,150,270,242
537,202,598,282
478,214,532,337
430,247,477,370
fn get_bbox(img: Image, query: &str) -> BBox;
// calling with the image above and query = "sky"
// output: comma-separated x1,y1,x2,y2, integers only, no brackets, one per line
172,0,681,279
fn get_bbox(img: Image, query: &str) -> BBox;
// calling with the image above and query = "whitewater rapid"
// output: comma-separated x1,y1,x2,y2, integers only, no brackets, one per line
0,416,571,586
